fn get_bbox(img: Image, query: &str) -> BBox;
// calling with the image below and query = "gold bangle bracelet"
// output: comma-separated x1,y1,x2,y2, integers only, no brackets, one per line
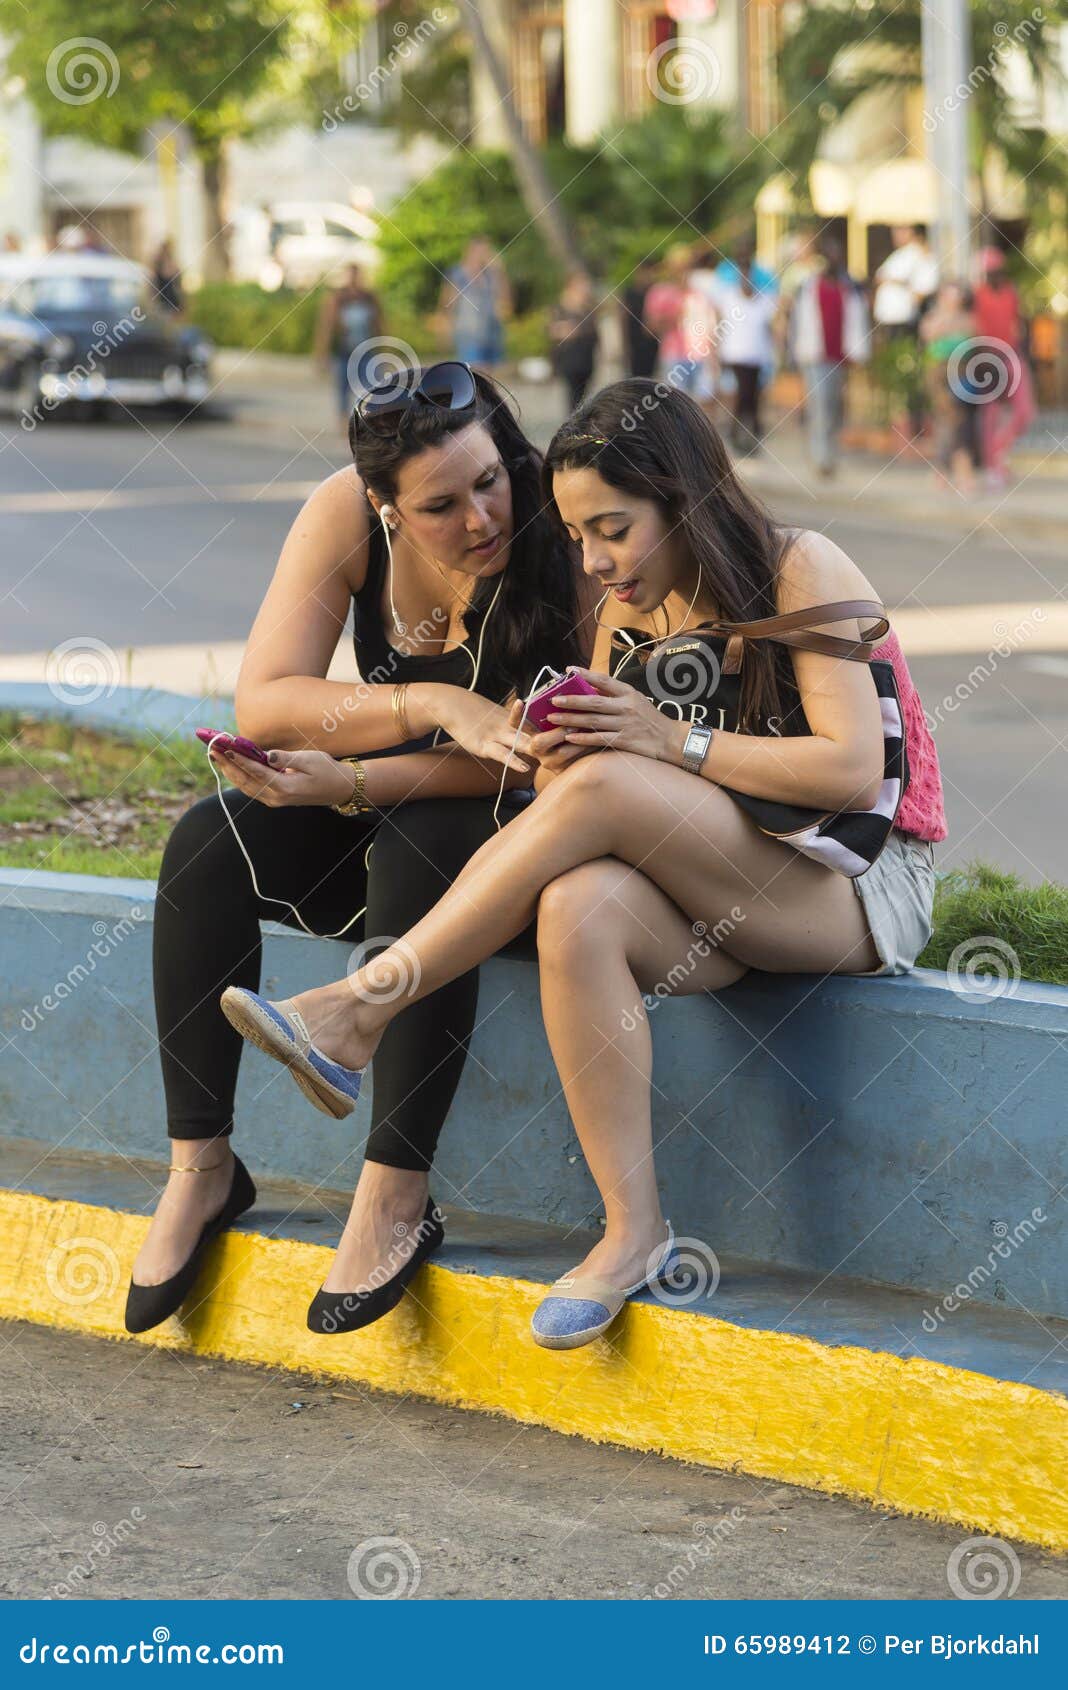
331,756,372,816
392,682,412,744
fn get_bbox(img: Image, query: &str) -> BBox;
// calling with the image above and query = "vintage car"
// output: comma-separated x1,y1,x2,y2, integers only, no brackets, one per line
0,252,215,420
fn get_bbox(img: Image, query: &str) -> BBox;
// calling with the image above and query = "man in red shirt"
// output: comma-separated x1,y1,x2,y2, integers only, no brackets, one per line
791,238,871,477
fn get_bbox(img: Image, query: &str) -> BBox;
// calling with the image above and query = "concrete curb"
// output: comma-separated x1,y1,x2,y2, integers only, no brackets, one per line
2,1168,1066,1551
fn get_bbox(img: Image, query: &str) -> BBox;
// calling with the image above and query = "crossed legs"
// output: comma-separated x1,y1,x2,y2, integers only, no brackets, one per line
278,752,878,1288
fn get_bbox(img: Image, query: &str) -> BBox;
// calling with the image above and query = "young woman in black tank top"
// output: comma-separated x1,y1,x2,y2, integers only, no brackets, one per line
221,379,941,1349
126,367,588,1335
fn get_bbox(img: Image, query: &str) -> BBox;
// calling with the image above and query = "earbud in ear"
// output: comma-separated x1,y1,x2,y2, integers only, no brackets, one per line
380,503,397,529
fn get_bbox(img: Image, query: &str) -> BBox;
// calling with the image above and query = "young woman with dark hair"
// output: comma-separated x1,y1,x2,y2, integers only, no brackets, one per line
125,364,589,1336
221,379,946,1348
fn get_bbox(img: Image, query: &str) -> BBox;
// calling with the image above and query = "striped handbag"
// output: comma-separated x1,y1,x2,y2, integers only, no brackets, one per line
616,599,909,879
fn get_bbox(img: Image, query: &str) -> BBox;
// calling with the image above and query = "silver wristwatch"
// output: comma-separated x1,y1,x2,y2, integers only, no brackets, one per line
681,725,714,775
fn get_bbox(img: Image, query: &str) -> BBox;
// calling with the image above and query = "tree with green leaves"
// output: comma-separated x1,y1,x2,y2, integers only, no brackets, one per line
0,0,372,278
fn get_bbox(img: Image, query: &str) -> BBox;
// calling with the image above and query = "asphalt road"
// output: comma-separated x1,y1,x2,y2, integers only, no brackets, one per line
2,1321,1065,1601
1,410,1066,881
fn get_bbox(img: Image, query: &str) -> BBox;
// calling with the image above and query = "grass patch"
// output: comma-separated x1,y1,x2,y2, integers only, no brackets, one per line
0,711,211,880
2,714,1066,991
918,863,1068,987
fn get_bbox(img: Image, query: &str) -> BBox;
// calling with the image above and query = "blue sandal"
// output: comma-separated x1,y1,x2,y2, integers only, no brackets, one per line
220,988,363,1119
531,1224,677,1350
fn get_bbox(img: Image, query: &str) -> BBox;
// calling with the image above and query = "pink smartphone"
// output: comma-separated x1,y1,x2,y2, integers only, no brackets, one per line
195,727,272,766
522,669,600,735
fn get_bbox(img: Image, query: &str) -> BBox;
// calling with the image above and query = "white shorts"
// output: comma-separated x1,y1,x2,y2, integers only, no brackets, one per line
853,829,936,975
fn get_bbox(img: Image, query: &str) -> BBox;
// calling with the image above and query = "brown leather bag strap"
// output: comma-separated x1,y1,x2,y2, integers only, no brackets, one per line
709,600,890,674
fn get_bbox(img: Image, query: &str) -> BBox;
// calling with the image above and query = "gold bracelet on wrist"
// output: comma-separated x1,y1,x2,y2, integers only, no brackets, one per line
392,682,412,744
331,756,373,816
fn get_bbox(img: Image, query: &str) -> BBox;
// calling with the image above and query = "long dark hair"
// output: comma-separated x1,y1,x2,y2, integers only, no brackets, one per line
350,369,583,698
542,379,799,732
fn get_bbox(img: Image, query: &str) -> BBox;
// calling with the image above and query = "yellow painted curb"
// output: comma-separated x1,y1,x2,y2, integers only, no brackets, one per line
4,1187,1066,1551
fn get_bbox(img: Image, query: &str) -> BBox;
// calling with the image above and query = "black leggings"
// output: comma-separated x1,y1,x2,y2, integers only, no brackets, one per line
153,789,534,1171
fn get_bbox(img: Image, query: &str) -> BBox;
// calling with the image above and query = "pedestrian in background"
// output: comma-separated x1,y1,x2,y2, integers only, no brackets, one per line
679,243,720,402
873,225,939,340
549,270,600,413
873,225,939,439
438,236,512,372
711,244,779,454
619,257,660,378
920,279,980,497
973,248,1035,490
642,244,692,381
792,237,870,479
149,238,184,316
314,263,384,427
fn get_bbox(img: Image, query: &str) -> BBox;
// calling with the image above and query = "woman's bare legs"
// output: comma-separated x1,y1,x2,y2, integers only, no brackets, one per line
536,859,746,1287
287,751,879,1069
262,754,878,1296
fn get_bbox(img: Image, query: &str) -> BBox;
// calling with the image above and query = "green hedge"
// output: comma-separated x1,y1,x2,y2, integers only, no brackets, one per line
188,283,325,356
187,282,552,362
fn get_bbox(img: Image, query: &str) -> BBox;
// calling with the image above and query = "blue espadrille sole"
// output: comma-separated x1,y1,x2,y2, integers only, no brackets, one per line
220,987,363,1120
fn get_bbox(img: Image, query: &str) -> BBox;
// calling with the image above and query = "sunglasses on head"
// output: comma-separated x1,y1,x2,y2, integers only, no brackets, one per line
354,360,478,437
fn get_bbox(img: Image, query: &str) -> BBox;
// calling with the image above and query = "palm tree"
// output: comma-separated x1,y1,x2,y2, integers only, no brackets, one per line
775,0,1068,224
457,0,583,271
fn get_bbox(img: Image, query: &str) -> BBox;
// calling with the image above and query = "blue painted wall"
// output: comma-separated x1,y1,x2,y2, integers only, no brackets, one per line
2,868,1065,1319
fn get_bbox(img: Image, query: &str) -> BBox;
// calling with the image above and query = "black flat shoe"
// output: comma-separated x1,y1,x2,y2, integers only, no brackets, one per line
307,1196,445,1334
123,1152,257,1334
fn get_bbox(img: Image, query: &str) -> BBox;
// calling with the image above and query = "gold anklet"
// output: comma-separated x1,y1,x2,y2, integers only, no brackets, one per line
168,1154,228,1173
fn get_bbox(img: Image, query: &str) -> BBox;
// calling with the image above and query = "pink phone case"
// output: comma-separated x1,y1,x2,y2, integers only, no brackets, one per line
522,670,600,735
195,728,272,766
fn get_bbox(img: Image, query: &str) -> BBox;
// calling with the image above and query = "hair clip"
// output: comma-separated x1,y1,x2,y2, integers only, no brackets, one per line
568,433,610,446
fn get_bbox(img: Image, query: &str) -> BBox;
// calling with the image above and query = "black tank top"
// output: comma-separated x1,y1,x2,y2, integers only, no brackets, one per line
352,546,508,750
609,625,738,731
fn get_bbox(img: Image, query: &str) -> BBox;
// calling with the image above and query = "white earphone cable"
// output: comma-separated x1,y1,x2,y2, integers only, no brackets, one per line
211,514,519,935
606,574,703,678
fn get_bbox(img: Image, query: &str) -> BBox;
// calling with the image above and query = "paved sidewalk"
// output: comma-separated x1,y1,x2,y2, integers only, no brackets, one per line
4,1322,1065,1601
216,349,1068,542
